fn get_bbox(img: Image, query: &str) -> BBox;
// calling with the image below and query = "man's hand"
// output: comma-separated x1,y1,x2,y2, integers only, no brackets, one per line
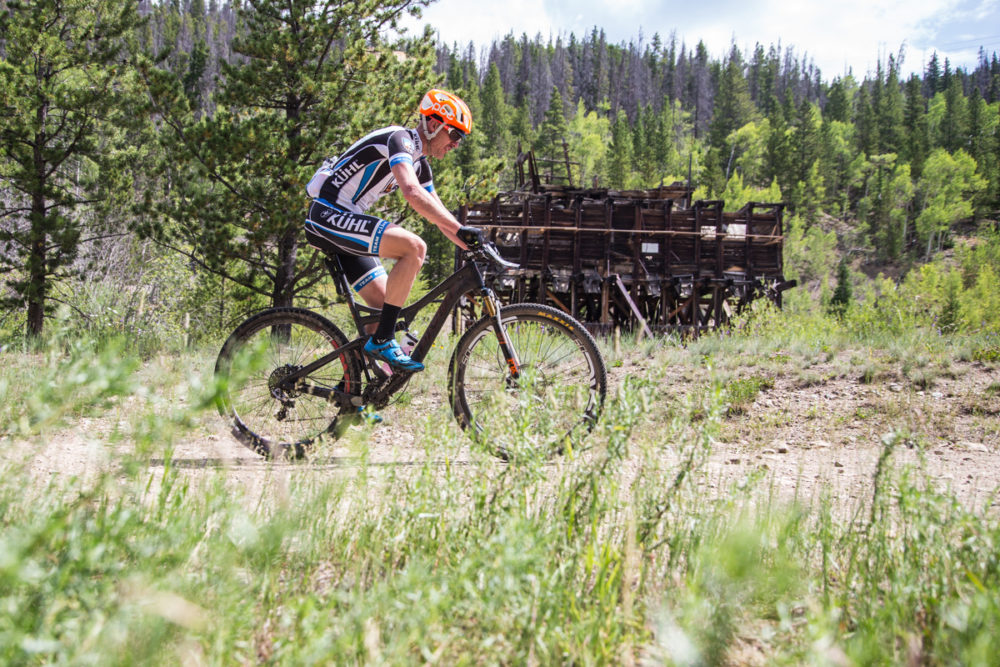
457,226,485,248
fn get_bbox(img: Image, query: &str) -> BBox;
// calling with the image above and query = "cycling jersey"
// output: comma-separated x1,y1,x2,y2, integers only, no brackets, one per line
306,126,434,213
304,126,434,290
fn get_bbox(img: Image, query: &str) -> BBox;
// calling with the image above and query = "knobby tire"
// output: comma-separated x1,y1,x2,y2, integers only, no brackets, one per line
449,303,607,459
214,308,361,459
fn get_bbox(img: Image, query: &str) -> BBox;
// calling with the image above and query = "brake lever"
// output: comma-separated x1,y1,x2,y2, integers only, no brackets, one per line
483,242,519,270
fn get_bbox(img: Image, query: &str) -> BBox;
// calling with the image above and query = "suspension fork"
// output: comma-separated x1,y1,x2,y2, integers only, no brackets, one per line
479,287,520,379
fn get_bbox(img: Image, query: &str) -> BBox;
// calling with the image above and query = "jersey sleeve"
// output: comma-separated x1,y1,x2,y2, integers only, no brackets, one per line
416,158,434,193
386,129,416,168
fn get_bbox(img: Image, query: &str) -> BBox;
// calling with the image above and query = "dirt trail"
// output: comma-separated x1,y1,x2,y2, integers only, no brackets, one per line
17,356,1000,514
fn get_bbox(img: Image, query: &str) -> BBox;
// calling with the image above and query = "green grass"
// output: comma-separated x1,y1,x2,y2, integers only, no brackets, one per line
2,309,1000,665
722,375,775,415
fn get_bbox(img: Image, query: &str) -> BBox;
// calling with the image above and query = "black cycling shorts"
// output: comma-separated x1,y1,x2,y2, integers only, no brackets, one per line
305,199,388,291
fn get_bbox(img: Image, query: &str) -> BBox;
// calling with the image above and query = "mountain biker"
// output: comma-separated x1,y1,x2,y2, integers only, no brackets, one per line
304,89,475,372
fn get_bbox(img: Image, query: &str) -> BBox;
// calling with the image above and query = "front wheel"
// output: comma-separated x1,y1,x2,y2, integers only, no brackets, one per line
449,304,607,459
215,308,362,459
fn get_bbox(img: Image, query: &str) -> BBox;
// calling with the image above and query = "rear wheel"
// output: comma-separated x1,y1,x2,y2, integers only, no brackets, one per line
449,303,607,459
215,308,362,458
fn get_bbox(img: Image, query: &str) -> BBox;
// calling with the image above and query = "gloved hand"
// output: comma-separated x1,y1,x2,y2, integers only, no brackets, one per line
457,226,485,248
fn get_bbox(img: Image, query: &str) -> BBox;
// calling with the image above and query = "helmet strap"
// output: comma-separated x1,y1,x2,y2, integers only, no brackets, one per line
421,115,446,140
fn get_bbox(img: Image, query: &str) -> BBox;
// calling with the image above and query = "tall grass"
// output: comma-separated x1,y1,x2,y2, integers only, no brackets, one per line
1,310,998,664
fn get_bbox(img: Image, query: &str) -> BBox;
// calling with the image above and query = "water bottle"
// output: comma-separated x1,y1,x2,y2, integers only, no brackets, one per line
400,329,419,356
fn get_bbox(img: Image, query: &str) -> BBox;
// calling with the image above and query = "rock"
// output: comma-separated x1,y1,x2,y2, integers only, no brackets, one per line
761,448,776,455
960,441,989,452
777,446,789,454
834,461,844,468
814,440,832,449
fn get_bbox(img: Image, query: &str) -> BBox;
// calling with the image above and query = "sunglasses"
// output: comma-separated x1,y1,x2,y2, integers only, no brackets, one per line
446,127,465,143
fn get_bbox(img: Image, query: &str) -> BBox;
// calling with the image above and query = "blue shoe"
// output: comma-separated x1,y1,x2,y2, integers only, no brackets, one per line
356,405,383,424
363,337,424,372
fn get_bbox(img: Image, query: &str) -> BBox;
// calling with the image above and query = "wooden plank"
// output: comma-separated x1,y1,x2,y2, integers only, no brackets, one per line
614,274,654,340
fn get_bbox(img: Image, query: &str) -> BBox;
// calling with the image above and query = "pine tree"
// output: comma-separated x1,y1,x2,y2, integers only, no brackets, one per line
791,99,821,181
580,28,608,111
0,0,144,336
938,270,962,334
828,255,852,316
825,78,850,122
479,63,513,160
510,100,534,152
966,87,988,170
993,100,1000,210
902,74,929,176
534,87,570,182
854,84,878,156
990,54,1000,103
687,41,711,138
707,44,756,178
860,157,913,259
607,112,634,188
141,0,438,311
765,102,792,198
925,52,941,96
818,117,855,218
878,57,905,155
940,73,969,152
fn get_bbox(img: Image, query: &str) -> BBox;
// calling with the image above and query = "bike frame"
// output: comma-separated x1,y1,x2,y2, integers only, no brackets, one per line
278,249,521,407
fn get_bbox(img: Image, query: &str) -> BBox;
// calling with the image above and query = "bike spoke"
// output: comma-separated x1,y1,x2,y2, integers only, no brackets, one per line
217,309,360,456
452,306,606,457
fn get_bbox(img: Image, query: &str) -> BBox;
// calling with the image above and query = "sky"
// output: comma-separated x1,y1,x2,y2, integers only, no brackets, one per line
398,0,1000,79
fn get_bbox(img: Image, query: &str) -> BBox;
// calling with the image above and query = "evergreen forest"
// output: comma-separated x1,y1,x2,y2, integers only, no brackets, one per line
1,0,999,342
0,0,1000,344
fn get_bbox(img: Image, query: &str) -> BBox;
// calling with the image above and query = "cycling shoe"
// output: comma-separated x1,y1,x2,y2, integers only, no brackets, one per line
363,337,424,372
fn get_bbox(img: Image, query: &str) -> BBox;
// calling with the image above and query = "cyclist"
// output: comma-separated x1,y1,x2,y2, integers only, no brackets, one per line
304,89,474,372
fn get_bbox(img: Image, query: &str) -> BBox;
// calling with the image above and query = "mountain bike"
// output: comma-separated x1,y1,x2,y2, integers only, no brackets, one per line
214,227,608,460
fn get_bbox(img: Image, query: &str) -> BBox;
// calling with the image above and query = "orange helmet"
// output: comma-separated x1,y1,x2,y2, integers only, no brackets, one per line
419,88,473,137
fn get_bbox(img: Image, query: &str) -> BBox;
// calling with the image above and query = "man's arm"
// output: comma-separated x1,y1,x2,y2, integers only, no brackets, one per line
391,161,468,250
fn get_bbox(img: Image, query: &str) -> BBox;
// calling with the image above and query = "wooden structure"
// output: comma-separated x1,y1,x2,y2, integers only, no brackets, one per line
455,153,795,335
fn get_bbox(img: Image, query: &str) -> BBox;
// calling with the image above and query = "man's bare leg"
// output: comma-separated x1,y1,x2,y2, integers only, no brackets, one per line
361,224,427,371
356,276,387,335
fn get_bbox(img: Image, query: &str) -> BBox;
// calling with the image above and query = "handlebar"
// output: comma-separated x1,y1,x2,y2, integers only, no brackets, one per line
478,241,519,269
459,226,519,270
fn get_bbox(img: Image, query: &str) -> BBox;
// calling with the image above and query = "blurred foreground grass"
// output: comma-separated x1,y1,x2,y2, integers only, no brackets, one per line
1,310,999,665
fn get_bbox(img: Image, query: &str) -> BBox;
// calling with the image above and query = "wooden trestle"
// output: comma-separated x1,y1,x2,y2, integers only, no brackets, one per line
453,173,795,336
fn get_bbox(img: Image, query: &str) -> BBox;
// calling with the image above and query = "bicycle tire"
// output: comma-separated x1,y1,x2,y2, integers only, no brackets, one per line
215,307,362,459
449,303,607,459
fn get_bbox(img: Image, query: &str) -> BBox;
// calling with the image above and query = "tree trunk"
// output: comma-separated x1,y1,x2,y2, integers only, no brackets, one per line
26,98,50,338
26,194,47,338
271,228,298,309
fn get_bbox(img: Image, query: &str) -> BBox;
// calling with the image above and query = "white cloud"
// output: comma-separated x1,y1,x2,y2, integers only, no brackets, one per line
400,0,556,47
399,0,1000,78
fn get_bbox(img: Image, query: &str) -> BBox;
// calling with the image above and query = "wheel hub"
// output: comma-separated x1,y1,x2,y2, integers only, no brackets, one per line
268,364,301,401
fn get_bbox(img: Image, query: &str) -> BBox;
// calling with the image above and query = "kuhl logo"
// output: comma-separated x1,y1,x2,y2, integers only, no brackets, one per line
316,206,373,235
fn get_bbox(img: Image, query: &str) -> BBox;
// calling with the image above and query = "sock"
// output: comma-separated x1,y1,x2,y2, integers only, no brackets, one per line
372,303,402,344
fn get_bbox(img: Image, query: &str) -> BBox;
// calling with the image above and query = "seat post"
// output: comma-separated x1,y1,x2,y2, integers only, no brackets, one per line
323,255,352,299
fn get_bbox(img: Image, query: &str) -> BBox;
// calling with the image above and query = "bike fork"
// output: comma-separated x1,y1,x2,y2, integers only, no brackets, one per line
480,289,520,378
